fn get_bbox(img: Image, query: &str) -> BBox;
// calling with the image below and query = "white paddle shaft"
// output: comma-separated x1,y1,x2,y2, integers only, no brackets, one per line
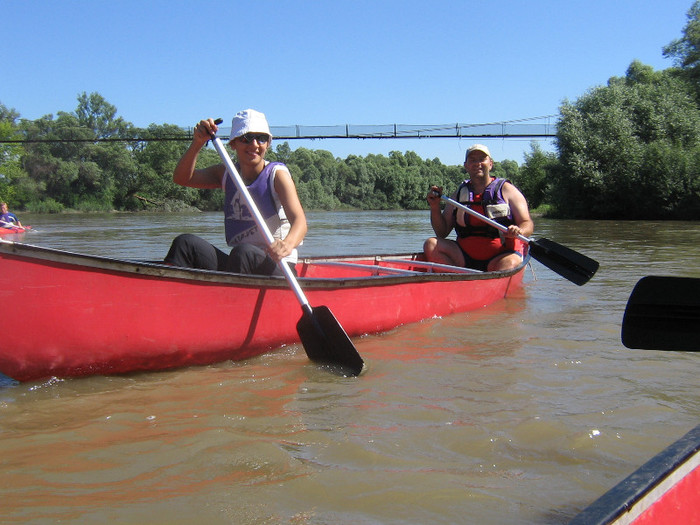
210,136,311,309
439,194,531,244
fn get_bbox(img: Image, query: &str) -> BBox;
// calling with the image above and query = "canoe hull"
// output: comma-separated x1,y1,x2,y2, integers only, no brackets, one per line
0,241,526,381
0,226,26,240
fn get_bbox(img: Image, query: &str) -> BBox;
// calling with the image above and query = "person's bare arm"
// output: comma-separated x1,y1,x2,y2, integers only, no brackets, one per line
427,185,455,238
269,168,308,261
502,182,534,238
173,118,226,189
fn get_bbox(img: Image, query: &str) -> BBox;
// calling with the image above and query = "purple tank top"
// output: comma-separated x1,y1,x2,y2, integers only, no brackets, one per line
223,161,287,246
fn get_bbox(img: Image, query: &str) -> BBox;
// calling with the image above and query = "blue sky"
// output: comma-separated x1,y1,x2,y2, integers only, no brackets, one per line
2,0,694,166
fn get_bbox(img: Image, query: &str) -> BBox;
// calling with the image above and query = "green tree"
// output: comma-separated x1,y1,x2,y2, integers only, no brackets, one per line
554,61,700,218
491,159,520,184
7,92,535,213
130,123,202,209
268,141,293,164
663,1,700,88
20,92,144,211
75,92,132,139
515,142,559,210
0,103,35,206
22,111,116,210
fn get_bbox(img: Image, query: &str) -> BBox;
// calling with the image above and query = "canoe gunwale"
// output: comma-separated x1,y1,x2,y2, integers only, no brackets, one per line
0,240,530,290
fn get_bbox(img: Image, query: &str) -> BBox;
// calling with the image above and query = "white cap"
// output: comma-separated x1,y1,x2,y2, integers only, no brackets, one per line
465,144,492,161
229,109,271,141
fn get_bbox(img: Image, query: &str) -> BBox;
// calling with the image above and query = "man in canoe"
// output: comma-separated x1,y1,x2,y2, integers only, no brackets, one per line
165,109,307,276
423,144,534,271
0,202,23,228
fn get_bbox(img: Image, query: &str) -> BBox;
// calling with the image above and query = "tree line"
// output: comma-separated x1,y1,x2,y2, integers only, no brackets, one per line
2,2,700,220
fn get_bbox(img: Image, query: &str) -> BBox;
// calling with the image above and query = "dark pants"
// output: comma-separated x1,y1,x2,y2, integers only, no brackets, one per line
164,233,293,276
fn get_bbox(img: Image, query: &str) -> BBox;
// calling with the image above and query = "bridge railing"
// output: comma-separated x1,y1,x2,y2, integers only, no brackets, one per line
2,116,558,143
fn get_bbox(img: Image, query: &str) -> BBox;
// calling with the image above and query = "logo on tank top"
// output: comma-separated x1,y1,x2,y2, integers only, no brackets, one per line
226,193,253,222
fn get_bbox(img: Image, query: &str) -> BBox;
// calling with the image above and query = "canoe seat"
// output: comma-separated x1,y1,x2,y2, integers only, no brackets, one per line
307,261,421,276
379,258,482,274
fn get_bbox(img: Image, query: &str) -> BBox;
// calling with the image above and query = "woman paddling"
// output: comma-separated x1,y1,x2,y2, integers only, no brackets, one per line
165,109,307,276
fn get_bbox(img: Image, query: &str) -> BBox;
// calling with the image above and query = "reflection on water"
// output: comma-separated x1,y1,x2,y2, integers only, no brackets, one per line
1,211,698,524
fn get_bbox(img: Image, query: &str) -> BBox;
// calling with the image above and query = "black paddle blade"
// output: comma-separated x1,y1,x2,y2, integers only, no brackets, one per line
622,276,700,352
528,237,599,286
297,305,365,376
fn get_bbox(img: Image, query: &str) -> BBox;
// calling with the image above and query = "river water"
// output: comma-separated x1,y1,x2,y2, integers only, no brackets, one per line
1,211,698,524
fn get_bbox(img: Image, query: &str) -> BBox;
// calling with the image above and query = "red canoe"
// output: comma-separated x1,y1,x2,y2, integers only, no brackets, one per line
0,225,28,239
0,239,528,381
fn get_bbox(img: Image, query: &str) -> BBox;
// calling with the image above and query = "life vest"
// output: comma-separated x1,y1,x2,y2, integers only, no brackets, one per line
453,178,514,240
222,161,292,253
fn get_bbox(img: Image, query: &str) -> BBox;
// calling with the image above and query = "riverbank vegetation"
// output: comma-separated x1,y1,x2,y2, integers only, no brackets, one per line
2,2,700,220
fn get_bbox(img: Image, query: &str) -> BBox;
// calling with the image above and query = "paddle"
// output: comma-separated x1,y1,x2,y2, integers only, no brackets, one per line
208,119,365,376
622,276,700,352
0,220,21,230
436,193,599,286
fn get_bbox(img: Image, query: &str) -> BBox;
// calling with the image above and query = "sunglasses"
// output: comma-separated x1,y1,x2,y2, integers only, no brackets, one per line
239,133,270,144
